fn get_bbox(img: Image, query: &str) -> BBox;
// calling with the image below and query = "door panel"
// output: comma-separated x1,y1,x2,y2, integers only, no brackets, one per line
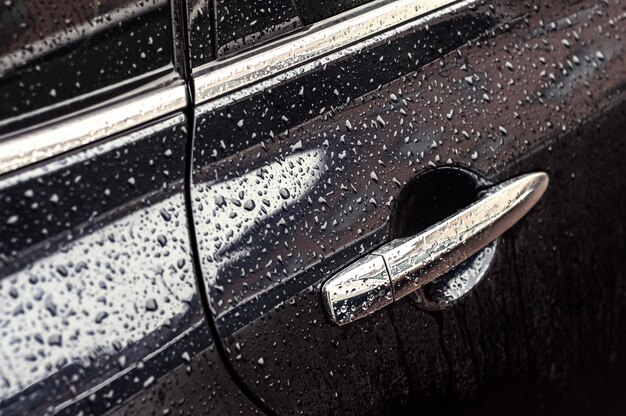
0,115,186,413
0,0,176,134
189,1,503,413
0,114,260,415
189,0,626,414
0,0,265,414
0,115,183,413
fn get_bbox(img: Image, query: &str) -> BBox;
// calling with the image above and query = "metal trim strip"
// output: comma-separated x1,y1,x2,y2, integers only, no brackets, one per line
193,0,461,104
0,0,465,176
0,79,187,176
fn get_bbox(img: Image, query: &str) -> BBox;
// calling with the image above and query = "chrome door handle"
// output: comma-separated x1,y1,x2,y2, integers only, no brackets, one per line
322,172,549,326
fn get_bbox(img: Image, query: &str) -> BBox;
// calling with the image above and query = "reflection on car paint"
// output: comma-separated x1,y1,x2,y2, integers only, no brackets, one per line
0,192,193,401
189,1,626,413
192,148,325,294
0,115,200,413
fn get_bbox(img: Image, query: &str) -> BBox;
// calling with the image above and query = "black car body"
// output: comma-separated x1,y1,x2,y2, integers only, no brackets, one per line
1,0,625,415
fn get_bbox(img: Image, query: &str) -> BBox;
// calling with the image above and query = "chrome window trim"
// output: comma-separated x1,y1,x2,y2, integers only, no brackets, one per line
0,0,470,177
193,0,464,105
0,76,187,177
0,67,173,131
195,0,475,117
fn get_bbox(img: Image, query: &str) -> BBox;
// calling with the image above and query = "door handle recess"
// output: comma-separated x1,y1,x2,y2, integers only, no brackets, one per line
322,172,549,326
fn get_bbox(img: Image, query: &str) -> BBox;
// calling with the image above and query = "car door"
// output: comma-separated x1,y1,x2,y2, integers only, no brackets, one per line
0,1,259,415
188,0,626,415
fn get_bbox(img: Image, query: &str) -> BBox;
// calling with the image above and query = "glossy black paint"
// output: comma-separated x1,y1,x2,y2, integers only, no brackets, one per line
186,0,215,68
186,0,305,68
0,115,259,415
0,0,174,135
292,0,374,24
213,0,302,58
190,0,626,414
193,6,493,163
0,116,190,412
0,0,625,414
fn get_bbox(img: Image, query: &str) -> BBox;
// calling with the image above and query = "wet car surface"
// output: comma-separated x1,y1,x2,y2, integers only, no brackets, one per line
1,0,625,415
